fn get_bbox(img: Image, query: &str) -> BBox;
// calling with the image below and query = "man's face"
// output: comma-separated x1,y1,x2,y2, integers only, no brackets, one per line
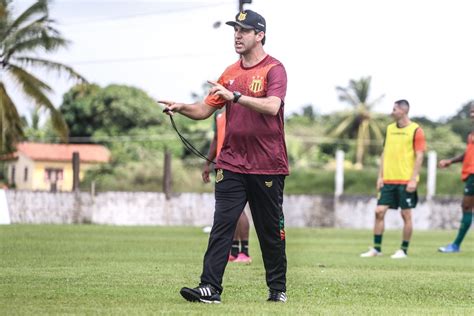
391,104,405,120
233,25,261,54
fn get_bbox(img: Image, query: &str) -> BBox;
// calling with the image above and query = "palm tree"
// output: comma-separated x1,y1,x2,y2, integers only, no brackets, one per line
329,76,385,168
0,0,85,152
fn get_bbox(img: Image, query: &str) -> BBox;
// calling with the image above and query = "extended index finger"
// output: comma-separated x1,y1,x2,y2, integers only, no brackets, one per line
207,80,220,87
157,100,173,106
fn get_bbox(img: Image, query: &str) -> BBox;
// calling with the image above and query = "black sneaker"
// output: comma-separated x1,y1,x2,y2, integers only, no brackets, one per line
267,289,287,302
180,284,221,304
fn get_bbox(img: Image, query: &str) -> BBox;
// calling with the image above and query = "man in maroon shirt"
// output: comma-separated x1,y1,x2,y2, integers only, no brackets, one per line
160,9,289,303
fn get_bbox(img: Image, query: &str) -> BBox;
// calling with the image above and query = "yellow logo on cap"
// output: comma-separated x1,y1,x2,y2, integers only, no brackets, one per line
238,12,247,21
249,76,264,93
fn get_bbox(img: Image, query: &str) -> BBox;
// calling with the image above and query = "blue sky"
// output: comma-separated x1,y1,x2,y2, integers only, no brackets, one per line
12,0,474,121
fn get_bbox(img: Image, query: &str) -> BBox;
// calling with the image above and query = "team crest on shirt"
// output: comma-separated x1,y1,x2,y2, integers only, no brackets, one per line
216,169,224,183
238,12,247,21
249,76,264,93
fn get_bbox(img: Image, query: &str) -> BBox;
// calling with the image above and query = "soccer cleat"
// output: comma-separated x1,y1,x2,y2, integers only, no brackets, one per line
390,249,408,259
228,254,237,262
233,253,252,264
267,289,287,302
438,243,460,253
180,284,221,304
360,247,382,257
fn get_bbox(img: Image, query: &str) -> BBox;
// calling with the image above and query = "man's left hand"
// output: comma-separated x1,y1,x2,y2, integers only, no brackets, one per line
406,179,417,192
208,80,233,101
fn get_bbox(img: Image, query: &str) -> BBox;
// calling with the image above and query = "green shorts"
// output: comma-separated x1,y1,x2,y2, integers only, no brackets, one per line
464,174,474,196
377,184,418,210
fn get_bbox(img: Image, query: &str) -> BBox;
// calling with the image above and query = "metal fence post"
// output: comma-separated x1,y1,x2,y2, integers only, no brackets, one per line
335,150,344,197
427,151,437,200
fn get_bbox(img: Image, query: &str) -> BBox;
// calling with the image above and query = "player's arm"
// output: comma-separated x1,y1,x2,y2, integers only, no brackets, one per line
202,135,217,183
207,80,281,116
407,128,426,192
439,153,465,168
406,150,424,192
377,151,384,190
159,100,216,120
235,95,281,116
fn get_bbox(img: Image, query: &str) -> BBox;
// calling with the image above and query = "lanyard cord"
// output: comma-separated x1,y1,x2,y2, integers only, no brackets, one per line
167,113,216,165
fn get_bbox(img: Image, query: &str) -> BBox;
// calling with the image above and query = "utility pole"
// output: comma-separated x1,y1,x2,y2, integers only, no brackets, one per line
239,0,252,11
163,148,172,200
72,152,80,192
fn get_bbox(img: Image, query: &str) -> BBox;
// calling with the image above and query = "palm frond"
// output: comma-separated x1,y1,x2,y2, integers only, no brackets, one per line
6,64,68,140
366,93,385,109
3,15,48,46
7,0,48,32
355,119,370,165
0,82,24,152
352,76,371,103
49,109,69,142
0,0,80,148
5,35,69,59
336,86,359,106
328,114,354,137
7,63,53,94
13,56,87,82
369,120,384,143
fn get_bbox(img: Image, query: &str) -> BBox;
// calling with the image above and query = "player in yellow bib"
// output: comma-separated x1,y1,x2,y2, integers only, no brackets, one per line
361,100,426,259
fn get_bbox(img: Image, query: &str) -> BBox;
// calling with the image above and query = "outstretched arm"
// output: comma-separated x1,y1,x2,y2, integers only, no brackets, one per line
439,152,465,168
159,100,216,120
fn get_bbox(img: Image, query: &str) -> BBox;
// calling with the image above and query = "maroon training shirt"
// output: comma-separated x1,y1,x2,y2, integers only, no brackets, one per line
204,55,289,175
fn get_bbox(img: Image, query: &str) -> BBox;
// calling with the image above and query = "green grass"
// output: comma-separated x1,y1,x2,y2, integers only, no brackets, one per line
0,225,472,315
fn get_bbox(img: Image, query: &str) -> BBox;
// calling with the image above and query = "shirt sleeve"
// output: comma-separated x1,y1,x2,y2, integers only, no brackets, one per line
414,128,426,152
266,64,287,103
204,75,227,109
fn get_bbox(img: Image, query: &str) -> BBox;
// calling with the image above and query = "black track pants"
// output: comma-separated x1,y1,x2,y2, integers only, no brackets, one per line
200,169,287,293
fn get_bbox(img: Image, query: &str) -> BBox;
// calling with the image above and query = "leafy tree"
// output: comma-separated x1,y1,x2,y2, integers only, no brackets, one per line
422,124,464,162
447,100,473,141
0,0,84,152
411,116,438,129
22,105,55,141
329,76,385,168
61,84,164,140
60,83,212,160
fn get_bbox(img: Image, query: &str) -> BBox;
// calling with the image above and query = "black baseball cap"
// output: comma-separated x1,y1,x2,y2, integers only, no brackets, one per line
225,10,266,33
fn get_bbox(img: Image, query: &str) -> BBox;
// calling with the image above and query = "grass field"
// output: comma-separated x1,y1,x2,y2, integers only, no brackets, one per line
0,225,472,315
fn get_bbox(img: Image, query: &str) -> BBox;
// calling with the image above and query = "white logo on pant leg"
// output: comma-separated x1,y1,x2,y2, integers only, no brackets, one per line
406,198,412,207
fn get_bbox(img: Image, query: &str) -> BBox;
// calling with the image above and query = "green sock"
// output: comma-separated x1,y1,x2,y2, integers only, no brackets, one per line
374,235,382,252
401,240,410,254
231,240,239,257
241,240,249,256
454,212,472,247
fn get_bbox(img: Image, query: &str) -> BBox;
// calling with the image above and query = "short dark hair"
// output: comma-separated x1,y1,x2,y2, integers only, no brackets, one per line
395,99,410,108
255,30,266,45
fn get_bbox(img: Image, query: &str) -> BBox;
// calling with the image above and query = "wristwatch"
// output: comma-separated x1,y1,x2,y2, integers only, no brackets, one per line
233,91,242,103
